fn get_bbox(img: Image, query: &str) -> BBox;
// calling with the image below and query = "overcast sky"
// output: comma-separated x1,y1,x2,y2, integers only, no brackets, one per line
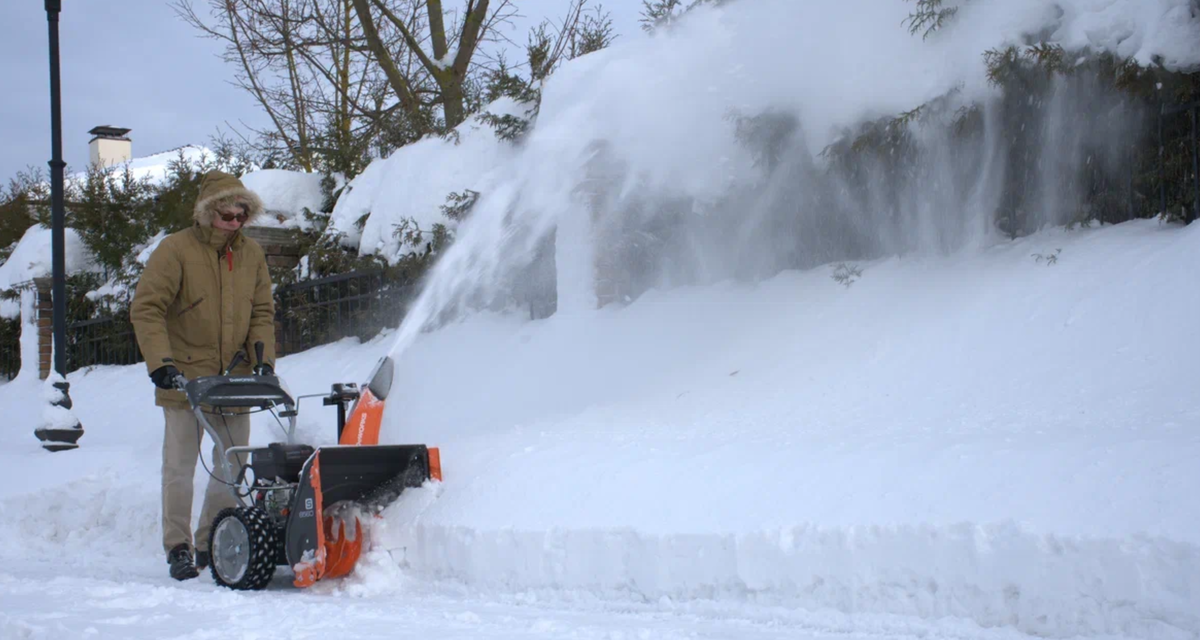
0,1,643,184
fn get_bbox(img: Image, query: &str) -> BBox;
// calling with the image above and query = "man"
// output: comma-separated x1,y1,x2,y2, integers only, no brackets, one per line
131,170,276,581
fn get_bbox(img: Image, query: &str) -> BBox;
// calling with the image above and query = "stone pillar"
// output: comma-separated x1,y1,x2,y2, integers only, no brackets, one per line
34,277,52,380
243,226,302,271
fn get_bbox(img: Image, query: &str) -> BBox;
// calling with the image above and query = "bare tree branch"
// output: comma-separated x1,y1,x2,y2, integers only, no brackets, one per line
450,0,489,80
370,0,444,81
350,0,427,127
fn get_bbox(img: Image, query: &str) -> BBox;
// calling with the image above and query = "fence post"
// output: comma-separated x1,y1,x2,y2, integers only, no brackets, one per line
1160,103,1167,219
1127,143,1134,223
1191,105,1198,224
274,317,284,358
34,277,52,380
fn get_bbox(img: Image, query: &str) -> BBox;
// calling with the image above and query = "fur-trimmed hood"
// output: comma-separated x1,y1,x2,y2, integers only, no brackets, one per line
193,170,264,227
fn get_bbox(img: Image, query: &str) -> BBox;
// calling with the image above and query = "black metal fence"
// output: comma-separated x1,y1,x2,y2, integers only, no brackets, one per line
1159,99,1200,223
0,316,20,381
275,269,415,355
0,269,418,375
65,315,141,371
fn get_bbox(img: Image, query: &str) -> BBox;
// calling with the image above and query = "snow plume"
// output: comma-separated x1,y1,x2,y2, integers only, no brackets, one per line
380,0,1195,360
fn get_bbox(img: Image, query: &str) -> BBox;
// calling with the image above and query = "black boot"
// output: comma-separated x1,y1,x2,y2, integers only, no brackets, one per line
168,543,200,581
195,549,210,570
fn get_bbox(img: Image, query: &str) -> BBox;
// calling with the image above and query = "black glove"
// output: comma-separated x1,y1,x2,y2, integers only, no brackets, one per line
150,365,182,390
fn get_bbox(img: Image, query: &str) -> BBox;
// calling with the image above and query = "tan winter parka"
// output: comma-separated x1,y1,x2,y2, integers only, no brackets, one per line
130,171,276,408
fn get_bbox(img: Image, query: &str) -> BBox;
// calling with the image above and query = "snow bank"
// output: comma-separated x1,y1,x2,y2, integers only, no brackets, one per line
241,168,326,229
2,220,1196,637
372,220,1199,637
328,98,526,260
385,520,1198,638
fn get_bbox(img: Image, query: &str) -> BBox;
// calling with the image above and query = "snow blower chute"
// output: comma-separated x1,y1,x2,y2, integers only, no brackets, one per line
176,344,441,591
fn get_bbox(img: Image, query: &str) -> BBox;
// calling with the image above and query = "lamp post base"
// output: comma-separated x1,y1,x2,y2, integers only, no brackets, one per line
34,379,83,452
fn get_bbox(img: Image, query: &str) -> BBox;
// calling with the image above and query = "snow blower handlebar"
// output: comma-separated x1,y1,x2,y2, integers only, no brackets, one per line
172,347,300,507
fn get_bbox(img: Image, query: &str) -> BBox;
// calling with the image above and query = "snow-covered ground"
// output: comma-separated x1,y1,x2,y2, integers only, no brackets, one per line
1,219,1197,639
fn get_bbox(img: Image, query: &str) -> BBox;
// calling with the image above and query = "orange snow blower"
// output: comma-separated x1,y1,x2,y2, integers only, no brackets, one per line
176,345,440,591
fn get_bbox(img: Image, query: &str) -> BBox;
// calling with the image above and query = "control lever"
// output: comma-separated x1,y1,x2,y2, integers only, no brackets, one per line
253,340,266,375
324,382,361,440
223,349,246,375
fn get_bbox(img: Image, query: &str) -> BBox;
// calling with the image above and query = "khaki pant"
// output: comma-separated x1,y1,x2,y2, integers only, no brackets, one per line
161,407,250,555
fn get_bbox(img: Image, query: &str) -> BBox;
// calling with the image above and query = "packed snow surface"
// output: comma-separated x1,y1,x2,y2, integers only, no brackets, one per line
1,219,1197,638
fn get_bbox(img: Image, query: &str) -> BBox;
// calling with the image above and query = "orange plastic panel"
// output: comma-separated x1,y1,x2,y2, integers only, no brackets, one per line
428,447,442,482
340,388,385,446
291,455,327,588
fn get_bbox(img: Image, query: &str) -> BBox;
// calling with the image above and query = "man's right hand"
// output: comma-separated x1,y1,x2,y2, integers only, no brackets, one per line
150,365,182,390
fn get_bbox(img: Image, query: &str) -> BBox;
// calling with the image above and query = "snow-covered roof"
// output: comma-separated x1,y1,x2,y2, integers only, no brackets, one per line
69,145,216,187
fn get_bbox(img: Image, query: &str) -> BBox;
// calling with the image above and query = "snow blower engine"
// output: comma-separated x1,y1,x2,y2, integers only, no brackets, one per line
175,342,441,591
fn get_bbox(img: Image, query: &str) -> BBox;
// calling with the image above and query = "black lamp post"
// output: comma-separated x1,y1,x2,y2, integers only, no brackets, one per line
34,0,83,452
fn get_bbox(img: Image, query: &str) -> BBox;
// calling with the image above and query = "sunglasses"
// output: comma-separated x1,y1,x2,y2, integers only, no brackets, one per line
218,210,249,223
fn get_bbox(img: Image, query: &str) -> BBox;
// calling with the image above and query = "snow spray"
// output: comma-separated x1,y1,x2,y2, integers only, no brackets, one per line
384,0,1149,362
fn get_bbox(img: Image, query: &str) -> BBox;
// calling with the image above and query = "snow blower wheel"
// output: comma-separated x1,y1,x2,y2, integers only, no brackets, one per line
209,506,278,591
